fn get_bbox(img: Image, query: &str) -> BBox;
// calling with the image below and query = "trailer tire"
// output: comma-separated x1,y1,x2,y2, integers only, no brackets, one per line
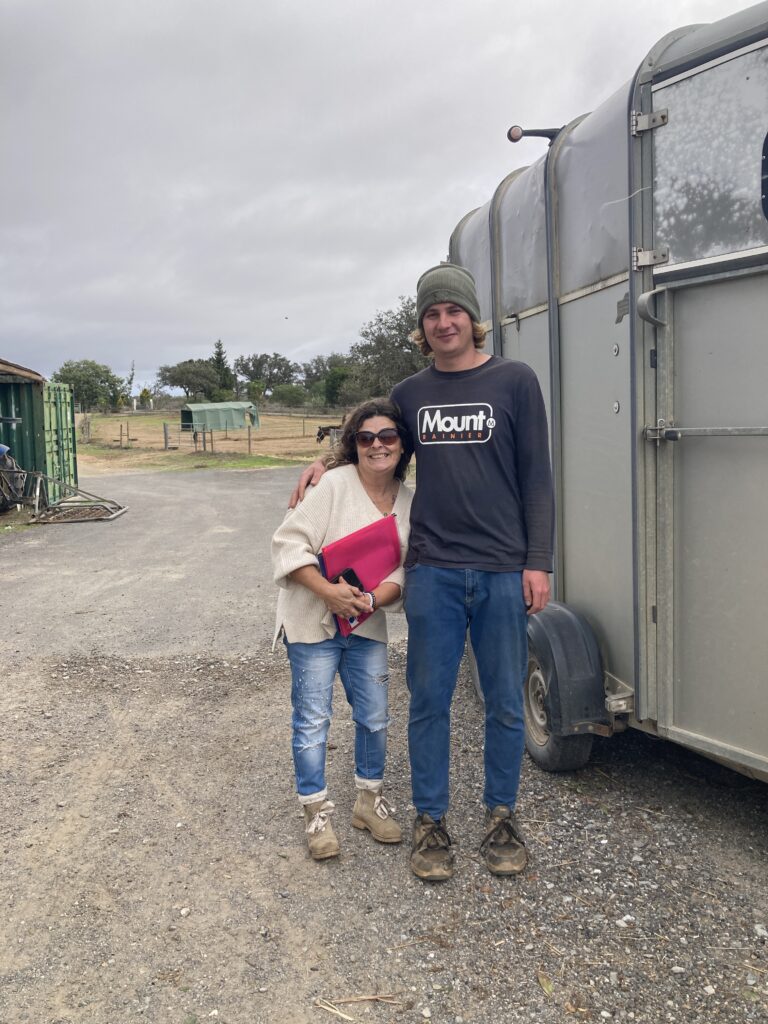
524,646,594,772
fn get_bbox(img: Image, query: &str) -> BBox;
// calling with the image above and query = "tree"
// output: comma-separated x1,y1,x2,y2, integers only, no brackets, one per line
51,359,126,412
209,340,236,395
325,364,351,406
340,296,427,401
125,360,136,398
245,380,265,404
299,353,352,405
234,352,300,391
301,355,331,386
269,383,307,407
156,360,220,400
108,376,131,409
138,387,153,409
301,353,350,386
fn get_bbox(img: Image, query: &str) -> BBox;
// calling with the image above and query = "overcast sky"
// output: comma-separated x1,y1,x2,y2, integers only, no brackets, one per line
0,0,753,389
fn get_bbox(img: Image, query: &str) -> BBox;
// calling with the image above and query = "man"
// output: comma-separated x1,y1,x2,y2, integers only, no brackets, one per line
293,263,553,881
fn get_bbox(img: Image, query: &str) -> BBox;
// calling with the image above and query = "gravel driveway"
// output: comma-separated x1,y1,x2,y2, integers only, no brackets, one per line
1,468,766,1024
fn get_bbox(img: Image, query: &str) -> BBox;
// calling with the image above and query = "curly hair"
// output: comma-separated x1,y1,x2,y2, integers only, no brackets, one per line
329,399,413,481
410,320,488,359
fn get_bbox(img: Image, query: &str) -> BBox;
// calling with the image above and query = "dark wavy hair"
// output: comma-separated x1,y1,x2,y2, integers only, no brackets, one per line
330,398,413,481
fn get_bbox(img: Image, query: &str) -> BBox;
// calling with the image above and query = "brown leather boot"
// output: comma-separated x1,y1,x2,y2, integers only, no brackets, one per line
303,799,340,860
351,786,402,844
410,813,454,881
480,805,527,876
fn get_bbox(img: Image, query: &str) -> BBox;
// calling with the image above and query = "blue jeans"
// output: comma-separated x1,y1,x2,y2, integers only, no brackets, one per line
404,565,528,819
286,632,390,799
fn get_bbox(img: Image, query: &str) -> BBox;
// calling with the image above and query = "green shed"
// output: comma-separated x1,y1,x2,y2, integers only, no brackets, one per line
180,401,260,432
0,359,77,501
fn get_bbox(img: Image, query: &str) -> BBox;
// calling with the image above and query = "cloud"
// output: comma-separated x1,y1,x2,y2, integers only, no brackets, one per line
0,0,751,385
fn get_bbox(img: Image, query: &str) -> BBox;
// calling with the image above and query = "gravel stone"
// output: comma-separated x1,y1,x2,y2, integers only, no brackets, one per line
1,468,766,1023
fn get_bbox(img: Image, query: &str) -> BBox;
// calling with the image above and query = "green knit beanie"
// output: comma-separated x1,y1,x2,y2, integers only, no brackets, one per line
416,263,481,326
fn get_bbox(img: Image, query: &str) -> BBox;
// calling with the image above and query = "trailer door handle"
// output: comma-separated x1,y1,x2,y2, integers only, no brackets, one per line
645,421,768,442
637,288,667,328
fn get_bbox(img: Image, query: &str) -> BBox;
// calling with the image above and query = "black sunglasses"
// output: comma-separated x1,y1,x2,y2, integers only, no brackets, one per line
355,428,401,448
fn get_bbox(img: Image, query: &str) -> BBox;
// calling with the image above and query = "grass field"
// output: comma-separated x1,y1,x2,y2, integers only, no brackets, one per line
77,412,335,475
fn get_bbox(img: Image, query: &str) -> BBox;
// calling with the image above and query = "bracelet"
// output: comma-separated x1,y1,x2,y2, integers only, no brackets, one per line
366,591,376,612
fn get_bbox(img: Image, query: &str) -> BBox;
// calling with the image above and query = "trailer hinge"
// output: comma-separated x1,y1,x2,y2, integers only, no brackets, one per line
632,245,669,271
649,349,657,369
631,108,668,135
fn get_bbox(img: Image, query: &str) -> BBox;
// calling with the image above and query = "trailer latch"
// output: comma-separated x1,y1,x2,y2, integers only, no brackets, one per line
645,421,768,442
644,421,681,442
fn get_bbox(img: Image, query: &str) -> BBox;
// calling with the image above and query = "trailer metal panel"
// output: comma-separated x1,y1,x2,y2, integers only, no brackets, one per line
646,2,768,80
657,276,768,770
558,283,635,688
449,199,493,329
501,313,552,428
555,85,631,294
495,158,549,315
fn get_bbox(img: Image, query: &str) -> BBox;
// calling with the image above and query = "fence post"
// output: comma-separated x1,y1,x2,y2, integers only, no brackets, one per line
163,423,169,450
209,429,214,453
248,426,252,454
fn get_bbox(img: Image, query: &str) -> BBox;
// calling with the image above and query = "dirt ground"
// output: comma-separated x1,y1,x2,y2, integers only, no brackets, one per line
1,459,767,1024
76,413,337,475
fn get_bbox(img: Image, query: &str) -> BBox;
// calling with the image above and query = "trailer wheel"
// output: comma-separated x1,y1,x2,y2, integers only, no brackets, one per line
524,649,594,771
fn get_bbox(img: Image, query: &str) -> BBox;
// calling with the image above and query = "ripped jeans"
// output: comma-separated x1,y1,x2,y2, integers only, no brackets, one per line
285,632,390,799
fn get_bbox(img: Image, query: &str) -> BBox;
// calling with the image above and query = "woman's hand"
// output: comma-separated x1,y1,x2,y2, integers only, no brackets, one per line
324,580,370,619
288,566,377,619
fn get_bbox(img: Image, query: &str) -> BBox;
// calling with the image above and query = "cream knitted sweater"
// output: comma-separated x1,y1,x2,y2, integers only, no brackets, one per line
271,463,412,645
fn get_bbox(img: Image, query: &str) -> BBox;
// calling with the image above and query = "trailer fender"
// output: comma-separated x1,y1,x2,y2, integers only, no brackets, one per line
523,602,611,772
527,602,608,735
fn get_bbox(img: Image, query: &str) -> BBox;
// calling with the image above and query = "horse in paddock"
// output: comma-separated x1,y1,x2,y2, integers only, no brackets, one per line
316,425,342,444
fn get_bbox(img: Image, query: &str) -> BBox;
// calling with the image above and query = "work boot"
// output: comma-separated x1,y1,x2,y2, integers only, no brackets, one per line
410,813,454,881
351,785,402,844
303,799,340,861
480,805,527,876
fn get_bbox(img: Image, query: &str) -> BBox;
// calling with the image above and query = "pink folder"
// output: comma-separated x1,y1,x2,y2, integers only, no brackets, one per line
319,515,401,636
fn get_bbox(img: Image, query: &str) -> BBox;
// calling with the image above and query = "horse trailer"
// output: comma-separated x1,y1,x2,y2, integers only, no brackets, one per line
455,2,768,780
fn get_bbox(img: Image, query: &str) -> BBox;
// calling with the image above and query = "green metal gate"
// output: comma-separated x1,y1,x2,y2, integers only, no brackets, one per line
42,382,78,495
0,360,78,504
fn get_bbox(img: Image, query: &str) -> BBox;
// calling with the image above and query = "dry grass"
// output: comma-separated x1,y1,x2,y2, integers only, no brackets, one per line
77,412,335,475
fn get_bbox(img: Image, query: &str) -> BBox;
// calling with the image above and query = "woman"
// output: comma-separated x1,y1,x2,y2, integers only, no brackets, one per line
271,399,413,861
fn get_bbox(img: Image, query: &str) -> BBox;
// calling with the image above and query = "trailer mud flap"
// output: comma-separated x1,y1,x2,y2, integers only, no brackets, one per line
527,602,610,736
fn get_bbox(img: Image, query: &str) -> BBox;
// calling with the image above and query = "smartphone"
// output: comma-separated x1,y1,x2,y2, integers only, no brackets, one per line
332,567,365,627
332,567,364,590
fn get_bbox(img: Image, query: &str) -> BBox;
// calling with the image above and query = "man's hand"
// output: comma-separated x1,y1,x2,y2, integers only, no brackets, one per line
522,569,550,615
288,459,327,508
